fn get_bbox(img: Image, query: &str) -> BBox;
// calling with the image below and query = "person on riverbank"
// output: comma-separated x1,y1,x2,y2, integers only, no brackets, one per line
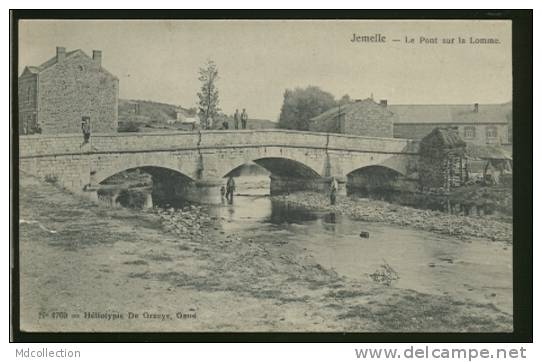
222,119,229,130
233,109,240,130
241,109,248,129
329,177,338,205
220,185,226,201
226,176,236,202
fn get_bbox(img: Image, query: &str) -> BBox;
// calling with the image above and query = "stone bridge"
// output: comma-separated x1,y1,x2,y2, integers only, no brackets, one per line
19,129,419,204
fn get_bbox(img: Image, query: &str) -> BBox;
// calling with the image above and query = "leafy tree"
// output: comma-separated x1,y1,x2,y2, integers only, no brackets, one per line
338,94,352,105
277,86,337,130
197,60,220,129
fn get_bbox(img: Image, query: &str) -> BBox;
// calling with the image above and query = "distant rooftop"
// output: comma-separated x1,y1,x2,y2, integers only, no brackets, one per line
22,49,81,74
20,47,117,80
310,98,390,123
390,102,512,125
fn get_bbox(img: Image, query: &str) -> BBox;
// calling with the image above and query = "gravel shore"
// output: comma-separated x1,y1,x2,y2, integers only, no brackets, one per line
271,192,512,243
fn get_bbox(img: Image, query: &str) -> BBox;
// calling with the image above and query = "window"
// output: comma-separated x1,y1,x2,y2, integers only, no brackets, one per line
486,126,497,139
464,126,476,139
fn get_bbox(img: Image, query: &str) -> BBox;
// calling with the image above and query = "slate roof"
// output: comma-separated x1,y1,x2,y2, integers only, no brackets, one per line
389,102,512,125
421,127,466,149
310,98,391,123
22,49,81,75
20,49,118,80
36,49,80,71
465,143,512,160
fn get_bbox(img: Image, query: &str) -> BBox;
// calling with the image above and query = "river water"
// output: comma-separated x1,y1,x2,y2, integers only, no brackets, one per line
153,175,512,314
194,175,512,315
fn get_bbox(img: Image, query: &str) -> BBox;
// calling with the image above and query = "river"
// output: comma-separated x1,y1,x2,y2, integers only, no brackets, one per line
189,176,512,315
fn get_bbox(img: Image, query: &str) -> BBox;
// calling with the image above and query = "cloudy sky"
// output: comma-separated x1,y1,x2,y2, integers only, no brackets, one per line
19,20,512,120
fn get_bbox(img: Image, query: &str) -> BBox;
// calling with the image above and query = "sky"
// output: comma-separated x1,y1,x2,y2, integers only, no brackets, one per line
19,20,512,121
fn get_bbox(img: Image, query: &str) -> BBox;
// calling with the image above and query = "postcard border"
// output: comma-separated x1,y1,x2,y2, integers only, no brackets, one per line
9,8,533,343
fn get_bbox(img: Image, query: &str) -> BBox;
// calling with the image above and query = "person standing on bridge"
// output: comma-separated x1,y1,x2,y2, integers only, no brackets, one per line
241,108,248,129
81,117,91,146
329,177,338,205
233,109,240,130
226,176,236,203
222,119,229,130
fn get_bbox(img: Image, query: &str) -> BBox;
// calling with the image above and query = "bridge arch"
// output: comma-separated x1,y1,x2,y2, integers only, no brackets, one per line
346,164,414,197
98,165,194,185
222,157,322,179
95,165,199,208
346,164,406,179
93,157,196,186
221,157,324,196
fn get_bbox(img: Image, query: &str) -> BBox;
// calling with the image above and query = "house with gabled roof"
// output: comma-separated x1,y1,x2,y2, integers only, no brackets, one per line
391,102,512,147
18,47,119,135
309,98,395,138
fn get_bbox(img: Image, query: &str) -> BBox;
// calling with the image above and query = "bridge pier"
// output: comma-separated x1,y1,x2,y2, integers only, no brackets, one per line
85,188,100,202
320,176,347,196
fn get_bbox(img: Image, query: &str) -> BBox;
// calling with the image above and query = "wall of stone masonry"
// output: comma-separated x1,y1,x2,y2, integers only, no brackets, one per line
37,52,118,134
18,73,38,134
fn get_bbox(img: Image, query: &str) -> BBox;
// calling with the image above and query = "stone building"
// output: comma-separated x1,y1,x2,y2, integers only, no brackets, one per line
309,98,394,138
18,47,119,135
391,102,512,148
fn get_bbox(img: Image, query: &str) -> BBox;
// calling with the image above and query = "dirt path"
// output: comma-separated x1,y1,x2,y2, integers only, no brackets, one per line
18,174,512,332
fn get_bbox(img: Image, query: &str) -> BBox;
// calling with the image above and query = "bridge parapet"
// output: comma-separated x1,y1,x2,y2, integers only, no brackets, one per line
20,130,418,158
19,132,200,158
198,130,330,149
326,133,419,154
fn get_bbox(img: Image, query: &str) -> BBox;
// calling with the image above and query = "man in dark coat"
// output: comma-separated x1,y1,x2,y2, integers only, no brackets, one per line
233,109,240,130
241,109,248,129
226,176,236,202
81,117,91,145
329,177,338,205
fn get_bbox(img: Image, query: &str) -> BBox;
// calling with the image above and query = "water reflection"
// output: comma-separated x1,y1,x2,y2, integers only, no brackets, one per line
151,187,512,314
207,195,512,314
267,201,319,224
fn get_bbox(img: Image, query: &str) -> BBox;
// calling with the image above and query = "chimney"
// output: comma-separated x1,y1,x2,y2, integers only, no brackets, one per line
380,99,388,107
56,47,66,63
474,103,479,113
92,50,102,66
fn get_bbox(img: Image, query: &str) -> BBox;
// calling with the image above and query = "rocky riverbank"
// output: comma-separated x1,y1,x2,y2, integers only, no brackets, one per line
271,192,512,243
155,205,212,239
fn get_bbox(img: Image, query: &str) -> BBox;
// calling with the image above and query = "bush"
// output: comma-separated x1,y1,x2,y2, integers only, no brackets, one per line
369,261,399,286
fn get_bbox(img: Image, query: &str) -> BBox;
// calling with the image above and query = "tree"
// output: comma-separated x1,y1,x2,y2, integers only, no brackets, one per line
277,86,337,130
338,94,352,105
197,60,220,129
